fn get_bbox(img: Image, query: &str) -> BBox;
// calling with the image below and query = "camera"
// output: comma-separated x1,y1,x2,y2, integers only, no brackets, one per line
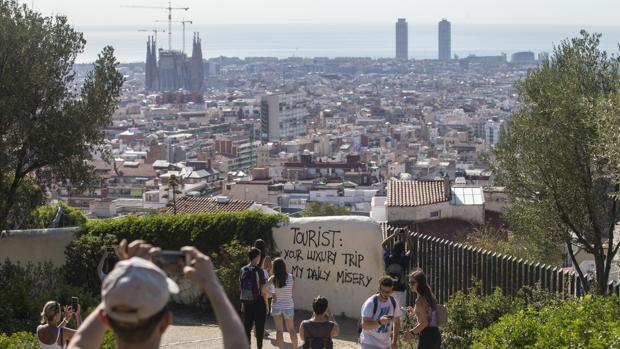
70,297,79,312
153,250,190,274
105,246,119,273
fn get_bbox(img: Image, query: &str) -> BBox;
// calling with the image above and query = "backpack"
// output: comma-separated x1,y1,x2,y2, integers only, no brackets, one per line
434,304,448,327
357,294,397,334
302,322,334,349
240,265,264,302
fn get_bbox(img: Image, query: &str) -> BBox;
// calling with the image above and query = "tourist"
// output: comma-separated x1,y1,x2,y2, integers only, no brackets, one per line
267,257,298,349
254,238,272,338
68,239,248,349
96,246,119,282
37,301,81,348
360,276,401,349
382,227,413,319
299,295,339,349
403,269,441,349
240,247,267,349
262,253,274,337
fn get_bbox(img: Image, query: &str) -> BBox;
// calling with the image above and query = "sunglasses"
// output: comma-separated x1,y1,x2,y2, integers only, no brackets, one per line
409,280,417,285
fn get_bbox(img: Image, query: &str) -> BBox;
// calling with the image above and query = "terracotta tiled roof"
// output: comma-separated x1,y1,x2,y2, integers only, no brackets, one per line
168,196,255,214
386,180,449,207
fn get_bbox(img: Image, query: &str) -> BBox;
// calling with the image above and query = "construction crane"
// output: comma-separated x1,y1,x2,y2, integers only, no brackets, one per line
156,19,192,54
121,1,189,51
137,28,165,48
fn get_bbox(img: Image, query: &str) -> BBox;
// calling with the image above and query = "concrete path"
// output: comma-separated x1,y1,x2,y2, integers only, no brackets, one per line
161,306,360,348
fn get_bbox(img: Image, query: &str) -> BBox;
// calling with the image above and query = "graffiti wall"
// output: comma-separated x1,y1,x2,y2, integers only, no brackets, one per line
273,216,384,318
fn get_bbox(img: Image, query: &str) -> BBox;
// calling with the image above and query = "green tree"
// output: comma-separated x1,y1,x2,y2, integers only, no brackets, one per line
0,1,123,230
492,31,620,294
300,201,351,217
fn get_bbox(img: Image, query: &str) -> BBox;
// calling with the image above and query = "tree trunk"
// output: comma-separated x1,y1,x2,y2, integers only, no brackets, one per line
594,253,608,295
566,241,590,294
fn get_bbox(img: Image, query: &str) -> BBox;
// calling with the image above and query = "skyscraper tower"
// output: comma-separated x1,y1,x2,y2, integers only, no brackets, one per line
189,32,204,92
145,37,152,90
395,18,408,61
438,19,451,61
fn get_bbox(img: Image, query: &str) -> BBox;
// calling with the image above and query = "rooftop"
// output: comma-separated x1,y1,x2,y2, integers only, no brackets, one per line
167,196,255,214
386,180,449,207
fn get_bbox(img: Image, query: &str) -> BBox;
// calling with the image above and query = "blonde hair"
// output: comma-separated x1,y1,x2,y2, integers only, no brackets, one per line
40,301,60,324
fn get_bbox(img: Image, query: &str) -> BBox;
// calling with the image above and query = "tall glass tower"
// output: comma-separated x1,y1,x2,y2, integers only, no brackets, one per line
438,19,451,61
395,18,408,61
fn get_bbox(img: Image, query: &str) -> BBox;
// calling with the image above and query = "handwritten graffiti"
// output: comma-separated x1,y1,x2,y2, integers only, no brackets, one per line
306,266,331,281
307,250,337,265
281,225,374,290
342,251,364,268
292,227,343,248
291,265,304,279
284,249,304,262
336,269,373,287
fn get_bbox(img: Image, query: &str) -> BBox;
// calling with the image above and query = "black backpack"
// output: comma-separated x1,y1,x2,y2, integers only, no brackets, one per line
357,294,397,334
302,322,334,349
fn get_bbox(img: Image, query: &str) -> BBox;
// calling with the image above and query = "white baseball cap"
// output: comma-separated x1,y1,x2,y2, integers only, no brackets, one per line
102,257,179,323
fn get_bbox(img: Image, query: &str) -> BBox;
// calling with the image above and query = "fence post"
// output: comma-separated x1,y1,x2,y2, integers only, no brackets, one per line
490,252,499,291
551,267,558,293
517,259,524,292
464,246,472,291
456,243,464,292
498,255,507,295
440,239,448,304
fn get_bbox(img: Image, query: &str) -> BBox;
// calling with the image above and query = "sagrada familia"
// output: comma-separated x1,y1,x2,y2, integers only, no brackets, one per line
145,32,204,92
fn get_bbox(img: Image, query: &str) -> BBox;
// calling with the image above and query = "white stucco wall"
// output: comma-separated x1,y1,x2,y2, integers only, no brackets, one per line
386,202,484,225
0,227,79,267
272,216,384,318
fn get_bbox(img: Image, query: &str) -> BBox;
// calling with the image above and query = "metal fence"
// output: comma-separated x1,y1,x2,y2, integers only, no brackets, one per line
402,232,620,304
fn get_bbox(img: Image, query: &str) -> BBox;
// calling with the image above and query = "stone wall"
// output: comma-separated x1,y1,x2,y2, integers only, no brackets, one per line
272,216,384,318
0,227,78,266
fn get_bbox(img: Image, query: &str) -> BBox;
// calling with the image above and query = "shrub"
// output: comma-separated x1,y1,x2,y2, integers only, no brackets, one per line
80,211,285,253
442,285,563,348
64,233,120,294
0,331,115,349
472,295,620,348
211,240,252,310
0,331,37,349
0,260,97,335
66,211,285,299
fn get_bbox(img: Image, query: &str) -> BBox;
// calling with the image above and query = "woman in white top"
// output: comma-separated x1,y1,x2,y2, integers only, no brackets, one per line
37,301,81,349
268,258,298,349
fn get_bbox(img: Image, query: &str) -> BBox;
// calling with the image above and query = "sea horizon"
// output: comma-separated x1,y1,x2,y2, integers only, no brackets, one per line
73,23,620,64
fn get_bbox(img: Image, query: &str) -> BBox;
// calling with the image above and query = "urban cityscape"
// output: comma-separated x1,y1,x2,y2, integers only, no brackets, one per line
2,0,620,348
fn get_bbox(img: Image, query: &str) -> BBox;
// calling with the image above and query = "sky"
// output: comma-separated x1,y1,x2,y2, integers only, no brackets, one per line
29,0,620,27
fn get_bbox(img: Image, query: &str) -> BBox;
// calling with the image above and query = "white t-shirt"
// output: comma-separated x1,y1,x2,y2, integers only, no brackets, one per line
360,295,400,347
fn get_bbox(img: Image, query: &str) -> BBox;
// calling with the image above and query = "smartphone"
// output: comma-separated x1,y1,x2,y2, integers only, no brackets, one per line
71,297,79,312
154,250,190,274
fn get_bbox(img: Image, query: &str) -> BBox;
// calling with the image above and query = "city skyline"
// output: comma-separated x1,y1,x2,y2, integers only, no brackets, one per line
31,0,620,26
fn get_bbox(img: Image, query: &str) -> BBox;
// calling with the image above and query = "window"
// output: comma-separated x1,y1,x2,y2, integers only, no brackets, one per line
430,211,441,218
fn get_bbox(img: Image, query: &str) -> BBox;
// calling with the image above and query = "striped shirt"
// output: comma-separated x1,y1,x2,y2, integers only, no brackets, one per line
272,273,294,309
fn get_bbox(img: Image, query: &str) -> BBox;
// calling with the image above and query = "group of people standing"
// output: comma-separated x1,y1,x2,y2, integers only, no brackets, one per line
240,239,339,349
241,228,441,349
